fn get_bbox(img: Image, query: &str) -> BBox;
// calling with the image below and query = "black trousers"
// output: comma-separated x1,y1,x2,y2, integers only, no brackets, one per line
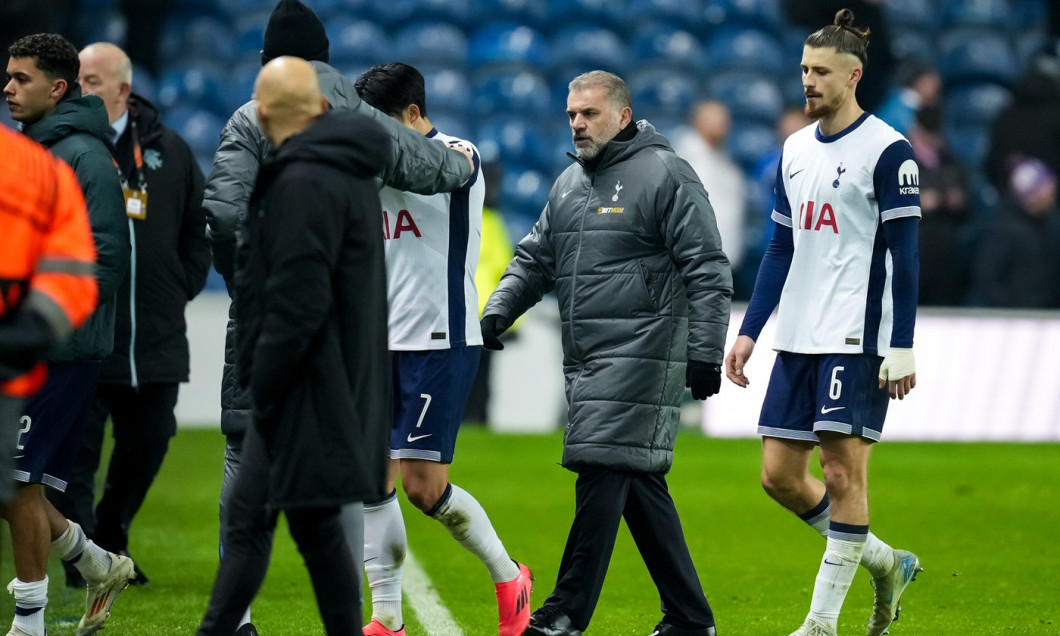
196,423,360,636
544,467,715,632
49,382,178,552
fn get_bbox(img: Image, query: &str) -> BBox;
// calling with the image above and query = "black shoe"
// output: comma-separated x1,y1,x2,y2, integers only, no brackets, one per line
648,621,717,636
62,559,86,588
234,623,259,636
525,606,582,636
118,550,149,586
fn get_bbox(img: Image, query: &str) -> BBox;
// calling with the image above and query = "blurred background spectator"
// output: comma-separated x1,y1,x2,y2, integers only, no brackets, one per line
909,103,975,307
675,100,748,278
972,157,1060,308
876,61,942,135
741,106,811,300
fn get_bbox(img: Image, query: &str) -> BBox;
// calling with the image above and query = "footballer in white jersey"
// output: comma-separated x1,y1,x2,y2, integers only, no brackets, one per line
380,128,485,352
771,112,921,356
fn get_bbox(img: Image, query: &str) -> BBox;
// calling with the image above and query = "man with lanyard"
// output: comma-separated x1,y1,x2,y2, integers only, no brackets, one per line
48,41,211,591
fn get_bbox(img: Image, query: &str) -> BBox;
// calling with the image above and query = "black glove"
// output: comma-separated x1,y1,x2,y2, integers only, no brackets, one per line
686,360,722,400
0,309,57,381
480,314,510,351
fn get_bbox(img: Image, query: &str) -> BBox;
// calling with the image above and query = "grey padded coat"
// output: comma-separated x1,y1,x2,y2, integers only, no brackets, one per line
484,121,732,474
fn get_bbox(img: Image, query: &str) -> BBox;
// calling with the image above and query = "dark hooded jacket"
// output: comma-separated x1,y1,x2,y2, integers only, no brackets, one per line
234,110,391,509
205,60,470,437
99,94,211,385
22,86,129,362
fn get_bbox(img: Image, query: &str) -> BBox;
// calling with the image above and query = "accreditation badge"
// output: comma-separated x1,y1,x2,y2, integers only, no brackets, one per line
124,188,148,220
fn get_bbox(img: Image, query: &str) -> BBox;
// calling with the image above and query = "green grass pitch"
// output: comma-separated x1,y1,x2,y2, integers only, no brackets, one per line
2,427,1057,635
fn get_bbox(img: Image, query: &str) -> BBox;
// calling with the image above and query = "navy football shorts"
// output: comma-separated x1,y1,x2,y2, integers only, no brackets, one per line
13,360,101,491
390,346,480,463
757,352,889,442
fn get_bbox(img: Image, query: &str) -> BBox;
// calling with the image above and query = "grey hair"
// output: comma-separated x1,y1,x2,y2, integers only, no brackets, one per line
568,70,631,110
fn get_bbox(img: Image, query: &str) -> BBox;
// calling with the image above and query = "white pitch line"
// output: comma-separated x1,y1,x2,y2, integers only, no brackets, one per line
404,548,466,636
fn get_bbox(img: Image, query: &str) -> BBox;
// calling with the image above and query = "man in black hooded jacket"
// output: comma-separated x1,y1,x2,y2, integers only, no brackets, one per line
196,55,391,636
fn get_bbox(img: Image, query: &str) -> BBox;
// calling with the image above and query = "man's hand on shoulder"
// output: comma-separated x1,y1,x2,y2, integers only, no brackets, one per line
686,360,722,400
446,139,475,176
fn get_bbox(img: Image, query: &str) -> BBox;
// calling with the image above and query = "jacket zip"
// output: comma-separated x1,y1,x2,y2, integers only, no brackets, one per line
127,217,139,388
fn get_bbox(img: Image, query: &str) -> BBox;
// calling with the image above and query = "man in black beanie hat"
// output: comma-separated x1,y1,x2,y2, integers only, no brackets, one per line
201,1,474,634
260,0,329,66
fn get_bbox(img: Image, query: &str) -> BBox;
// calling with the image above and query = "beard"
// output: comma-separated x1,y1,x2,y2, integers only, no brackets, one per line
804,93,838,120
574,113,623,160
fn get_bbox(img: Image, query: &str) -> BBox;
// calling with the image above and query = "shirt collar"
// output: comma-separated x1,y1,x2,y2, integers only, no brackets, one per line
110,110,130,144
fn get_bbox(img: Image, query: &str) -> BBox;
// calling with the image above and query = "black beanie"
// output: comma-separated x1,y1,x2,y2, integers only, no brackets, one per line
261,0,330,65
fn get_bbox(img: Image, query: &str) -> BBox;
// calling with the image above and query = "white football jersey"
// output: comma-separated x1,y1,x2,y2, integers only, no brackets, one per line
381,129,484,350
771,113,921,355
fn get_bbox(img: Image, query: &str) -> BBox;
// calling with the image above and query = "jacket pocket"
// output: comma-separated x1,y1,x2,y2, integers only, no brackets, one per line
637,259,658,310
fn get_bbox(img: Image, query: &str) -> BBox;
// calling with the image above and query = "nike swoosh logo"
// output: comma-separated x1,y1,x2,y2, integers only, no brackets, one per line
789,168,805,179
820,406,846,414
561,189,573,198
407,433,432,443
824,558,843,566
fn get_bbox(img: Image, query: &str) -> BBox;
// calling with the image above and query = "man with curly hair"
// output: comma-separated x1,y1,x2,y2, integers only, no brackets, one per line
4,32,133,636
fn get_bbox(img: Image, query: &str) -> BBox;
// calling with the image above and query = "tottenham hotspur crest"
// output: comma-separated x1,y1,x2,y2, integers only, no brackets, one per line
612,180,623,202
144,149,163,170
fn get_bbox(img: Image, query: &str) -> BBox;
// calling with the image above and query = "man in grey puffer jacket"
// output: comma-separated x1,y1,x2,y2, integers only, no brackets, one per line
202,2,472,633
481,71,732,636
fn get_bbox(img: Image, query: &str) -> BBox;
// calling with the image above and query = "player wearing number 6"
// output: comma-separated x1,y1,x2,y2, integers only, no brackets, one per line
724,9,922,636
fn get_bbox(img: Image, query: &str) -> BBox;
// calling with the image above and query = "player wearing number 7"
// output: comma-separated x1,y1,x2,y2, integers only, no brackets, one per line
725,9,922,636
354,63,532,636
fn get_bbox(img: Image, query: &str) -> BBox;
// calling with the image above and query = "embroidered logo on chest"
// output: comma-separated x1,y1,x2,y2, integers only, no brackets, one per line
144,149,163,170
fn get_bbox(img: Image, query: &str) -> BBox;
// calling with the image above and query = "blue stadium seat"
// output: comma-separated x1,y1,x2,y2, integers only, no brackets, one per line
131,65,158,106
394,22,469,68
326,17,392,73
218,0,275,16
234,11,269,58
944,82,1012,126
314,0,372,22
224,61,259,114
156,63,229,117
627,66,702,118
939,0,1013,32
938,28,1019,87
419,65,472,112
545,0,625,32
471,66,552,117
707,71,784,125
889,25,936,65
468,0,548,30
631,23,708,75
370,0,470,29
73,8,126,50
944,122,991,172
782,74,806,109
469,22,551,69
550,26,631,78
706,27,785,75
728,121,777,173
702,0,784,38
475,117,547,169
882,0,938,31
158,13,236,65
625,0,703,35
499,165,551,234
426,109,473,144
164,106,226,159
1012,0,1050,32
